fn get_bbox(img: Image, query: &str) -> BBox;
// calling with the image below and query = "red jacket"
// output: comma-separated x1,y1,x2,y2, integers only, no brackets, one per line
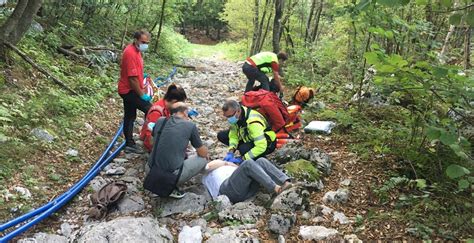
140,99,170,152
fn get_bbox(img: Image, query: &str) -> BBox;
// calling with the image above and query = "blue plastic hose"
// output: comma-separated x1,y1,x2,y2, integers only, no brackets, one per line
153,67,177,87
0,124,123,232
0,142,125,242
0,125,125,242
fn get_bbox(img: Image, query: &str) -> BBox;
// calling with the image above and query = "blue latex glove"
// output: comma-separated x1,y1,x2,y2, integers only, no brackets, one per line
141,94,152,102
147,122,155,131
188,108,199,118
223,152,234,161
228,157,243,164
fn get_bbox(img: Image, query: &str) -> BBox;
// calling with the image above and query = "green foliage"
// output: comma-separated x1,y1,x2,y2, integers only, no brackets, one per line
284,159,321,182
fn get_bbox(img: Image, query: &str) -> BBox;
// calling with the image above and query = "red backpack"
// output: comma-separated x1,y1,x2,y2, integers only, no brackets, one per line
241,90,290,132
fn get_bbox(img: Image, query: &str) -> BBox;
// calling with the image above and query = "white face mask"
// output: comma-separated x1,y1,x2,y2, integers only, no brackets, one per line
138,43,149,52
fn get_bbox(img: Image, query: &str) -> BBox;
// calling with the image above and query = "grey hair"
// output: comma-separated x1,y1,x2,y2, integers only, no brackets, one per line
222,100,240,112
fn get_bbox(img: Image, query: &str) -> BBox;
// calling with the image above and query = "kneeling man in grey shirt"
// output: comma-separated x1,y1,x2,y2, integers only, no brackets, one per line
147,102,208,199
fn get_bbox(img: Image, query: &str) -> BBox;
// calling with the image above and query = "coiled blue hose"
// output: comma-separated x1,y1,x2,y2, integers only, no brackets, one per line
0,124,125,242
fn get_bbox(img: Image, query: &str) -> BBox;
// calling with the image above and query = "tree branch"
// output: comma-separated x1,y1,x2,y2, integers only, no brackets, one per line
5,42,78,95
431,3,474,13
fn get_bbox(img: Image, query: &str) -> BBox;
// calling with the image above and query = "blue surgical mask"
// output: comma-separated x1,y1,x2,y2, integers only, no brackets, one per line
227,115,238,124
138,43,149,52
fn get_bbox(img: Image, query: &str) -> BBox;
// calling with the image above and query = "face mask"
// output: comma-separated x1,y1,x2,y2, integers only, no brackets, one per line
227,115,238,124
138,43,148,52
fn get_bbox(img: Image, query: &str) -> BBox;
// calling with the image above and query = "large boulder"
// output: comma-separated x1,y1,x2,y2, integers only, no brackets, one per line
157,192,207,217
218,201,266,224
272,143,332,175
299,226,339,241
271,186,309,213
71,217,172,242
283,160,324,190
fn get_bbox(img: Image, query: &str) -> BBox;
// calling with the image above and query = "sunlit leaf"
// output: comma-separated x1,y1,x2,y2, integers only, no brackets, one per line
446,164,470,179
426,127,441,140
439,131,457,145
458,179,470,190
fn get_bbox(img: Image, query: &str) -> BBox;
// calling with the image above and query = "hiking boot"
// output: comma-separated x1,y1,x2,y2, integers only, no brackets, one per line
124,144,144,154
169,189,186,199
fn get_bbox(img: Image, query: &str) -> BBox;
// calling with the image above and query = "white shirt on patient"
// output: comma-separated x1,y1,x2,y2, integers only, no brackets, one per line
202,165,237,199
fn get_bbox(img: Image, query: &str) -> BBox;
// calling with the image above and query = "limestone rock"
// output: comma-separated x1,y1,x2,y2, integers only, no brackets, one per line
178,226,202,243
89,176,108,192
271,186,309,213
66,148,79,157
344,234,363,243
158,192,206,217
215,194,232,212
60,222,73,237
71,217,172,242
117,195,145,214
14,186,31,199
206,227,260,243
333,211,351,224
19,233,67,243
323,188,350,204
299,226,339,241
218,201,266,223
190,218,207,232
272,143,332,175
31,128,54,143
268,214,295,235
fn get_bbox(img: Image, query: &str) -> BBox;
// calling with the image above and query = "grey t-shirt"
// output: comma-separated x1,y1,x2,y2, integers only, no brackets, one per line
149,116,203,172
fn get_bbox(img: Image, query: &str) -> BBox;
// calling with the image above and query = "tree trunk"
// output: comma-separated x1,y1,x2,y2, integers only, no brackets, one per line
439,25,455,64
310,0,323,44
258,10,273,52
463,27,471,70
305,0,316,43
250,0,260,55
153,0,167,53
255,0,270,53
272,0,283,53
0,0,42,60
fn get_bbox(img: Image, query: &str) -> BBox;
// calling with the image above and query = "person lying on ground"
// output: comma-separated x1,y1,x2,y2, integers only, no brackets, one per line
243,51,288,93
217,100,277,164
146,102,208,199
202,158,292,203
140,84,187,152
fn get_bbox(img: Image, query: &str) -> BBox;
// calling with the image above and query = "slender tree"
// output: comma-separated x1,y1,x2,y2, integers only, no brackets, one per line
153,0,167,52
272,0,283,53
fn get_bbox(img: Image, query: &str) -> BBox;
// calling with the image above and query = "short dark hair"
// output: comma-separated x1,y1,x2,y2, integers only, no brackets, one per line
170,104,188,115
164,84,187,102
277,51,288,61
133,30,150,40
222,100,240,112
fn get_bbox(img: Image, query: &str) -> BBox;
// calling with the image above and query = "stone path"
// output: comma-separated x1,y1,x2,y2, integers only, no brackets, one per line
18,58,362,242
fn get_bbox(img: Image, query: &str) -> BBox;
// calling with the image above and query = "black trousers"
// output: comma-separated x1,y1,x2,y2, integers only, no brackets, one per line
217,129,276,159
120,91,151,146
243,62,270,92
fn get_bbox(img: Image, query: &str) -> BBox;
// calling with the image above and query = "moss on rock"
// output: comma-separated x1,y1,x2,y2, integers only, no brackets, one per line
284,159,321,182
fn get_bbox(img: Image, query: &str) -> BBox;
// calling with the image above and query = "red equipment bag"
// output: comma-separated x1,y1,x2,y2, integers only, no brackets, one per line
241,90,290,132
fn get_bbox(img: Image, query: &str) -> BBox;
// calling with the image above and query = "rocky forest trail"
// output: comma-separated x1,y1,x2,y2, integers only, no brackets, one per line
13,55,407,242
